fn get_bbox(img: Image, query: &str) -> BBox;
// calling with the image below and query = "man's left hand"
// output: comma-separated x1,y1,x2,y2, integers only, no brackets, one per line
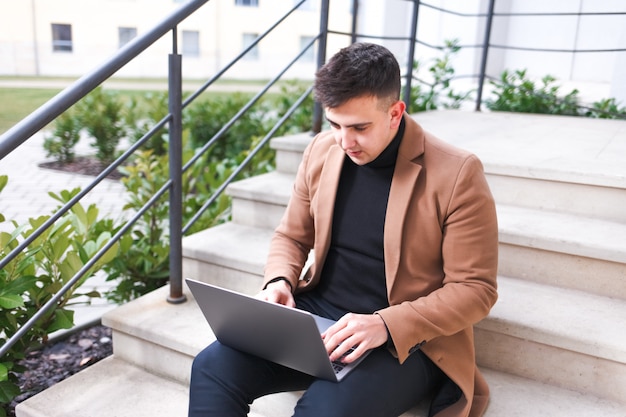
321,313,388,363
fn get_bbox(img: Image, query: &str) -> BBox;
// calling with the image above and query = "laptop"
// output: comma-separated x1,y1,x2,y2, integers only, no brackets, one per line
185,278,371,382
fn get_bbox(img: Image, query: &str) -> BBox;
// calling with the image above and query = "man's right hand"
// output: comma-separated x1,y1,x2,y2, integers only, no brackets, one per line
256,279,295,307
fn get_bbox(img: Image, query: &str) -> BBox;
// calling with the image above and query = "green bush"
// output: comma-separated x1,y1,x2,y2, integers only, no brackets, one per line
0,177,119,415
43,110,81,164
76,87,127,165
585,97,626,119
405,39,472,113
486,68,626,119
270,80,315,135
486,69,580,115
185,93,265,162
124,91,170,156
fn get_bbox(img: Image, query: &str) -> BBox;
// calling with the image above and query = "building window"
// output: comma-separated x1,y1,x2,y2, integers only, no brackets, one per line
300,36,315,62
118,27,137,48
182,30,200,56
235,0,258,7
51,23,72,52
242,33,259,60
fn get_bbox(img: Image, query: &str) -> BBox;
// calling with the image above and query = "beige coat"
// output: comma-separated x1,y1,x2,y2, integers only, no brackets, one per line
264,114,499,417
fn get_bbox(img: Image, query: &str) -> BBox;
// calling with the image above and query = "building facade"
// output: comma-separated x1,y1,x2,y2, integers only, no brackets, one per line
1,0,624,102
0,0,353,80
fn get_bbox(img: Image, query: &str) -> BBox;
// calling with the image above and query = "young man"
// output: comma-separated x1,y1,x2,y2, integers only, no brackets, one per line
189,42,498,417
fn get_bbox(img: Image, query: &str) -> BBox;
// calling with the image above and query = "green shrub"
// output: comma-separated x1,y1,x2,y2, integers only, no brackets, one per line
103,149,172,303
185,93,264,162
405,39,473,113
486,69,580,115
43,110,81,164
270,80,315,135
585,97,626,119
0,177,118,415
124,91,170,156
76,87,127,165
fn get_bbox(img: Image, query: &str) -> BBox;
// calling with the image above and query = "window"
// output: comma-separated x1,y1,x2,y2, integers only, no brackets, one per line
182,30,200,56
300,36,315,62
235,0,258,7
51,23,72,52
242,33,259,60
118,27,137,49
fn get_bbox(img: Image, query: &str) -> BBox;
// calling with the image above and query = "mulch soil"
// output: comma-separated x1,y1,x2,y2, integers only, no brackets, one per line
39,156,124,180
8,325,113,417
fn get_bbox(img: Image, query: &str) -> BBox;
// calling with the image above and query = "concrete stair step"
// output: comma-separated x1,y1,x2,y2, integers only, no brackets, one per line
272,112,626,223
16,355,626,417
228,171,293,230
184,202,626,300
476,276,626,403
182,222,273,294
272,132,313,175
99,271,626,404
15,357,189,417
497,204,626,299
485,171,626,224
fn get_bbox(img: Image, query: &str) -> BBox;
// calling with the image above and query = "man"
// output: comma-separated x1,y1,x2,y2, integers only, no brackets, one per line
189,42,498,417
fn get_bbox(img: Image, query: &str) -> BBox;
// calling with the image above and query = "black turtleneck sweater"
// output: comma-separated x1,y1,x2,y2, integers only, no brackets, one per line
297,117,406,320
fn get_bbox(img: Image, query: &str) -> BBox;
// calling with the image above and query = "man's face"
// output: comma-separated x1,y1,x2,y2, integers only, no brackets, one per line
325,95,405,165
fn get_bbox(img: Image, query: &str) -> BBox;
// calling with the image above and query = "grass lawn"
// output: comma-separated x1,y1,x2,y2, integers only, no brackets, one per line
0,78,284,136
0,88,61,135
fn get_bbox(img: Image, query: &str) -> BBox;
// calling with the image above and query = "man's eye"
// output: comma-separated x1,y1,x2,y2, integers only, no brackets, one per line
354,126,366,132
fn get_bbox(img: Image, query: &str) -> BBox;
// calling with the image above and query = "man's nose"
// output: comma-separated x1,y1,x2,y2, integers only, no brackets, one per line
340,129,356,150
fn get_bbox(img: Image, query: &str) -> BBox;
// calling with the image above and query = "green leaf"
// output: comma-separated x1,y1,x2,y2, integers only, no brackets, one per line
0,363,7,382
0,294,24,309
0,175,8,193
0,380,20,403
0,275,37,295
46,309,74,333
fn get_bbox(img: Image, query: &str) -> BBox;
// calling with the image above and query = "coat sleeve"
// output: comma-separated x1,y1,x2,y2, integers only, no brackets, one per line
377,154,499,364
262,135,319,290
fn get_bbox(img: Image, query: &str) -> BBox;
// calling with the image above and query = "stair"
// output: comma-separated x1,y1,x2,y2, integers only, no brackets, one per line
16,111,626,417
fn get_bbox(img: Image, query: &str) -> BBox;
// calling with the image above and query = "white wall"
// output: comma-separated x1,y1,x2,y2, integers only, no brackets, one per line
355,0,626,104
0,0,354,81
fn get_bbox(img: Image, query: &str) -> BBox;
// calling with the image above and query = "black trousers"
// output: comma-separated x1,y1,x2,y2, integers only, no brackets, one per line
188,338,445,417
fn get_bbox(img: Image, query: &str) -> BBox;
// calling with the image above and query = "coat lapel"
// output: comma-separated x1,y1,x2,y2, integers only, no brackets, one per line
384,115,425,291
313,143,345,271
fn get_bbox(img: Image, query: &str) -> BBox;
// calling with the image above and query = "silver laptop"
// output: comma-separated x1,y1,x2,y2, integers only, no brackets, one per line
186,278,371,382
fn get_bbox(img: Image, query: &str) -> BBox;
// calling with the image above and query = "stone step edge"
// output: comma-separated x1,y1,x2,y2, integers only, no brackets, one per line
477,276,626,364
226,170,626,265
16,355,626,417
103,274,626,381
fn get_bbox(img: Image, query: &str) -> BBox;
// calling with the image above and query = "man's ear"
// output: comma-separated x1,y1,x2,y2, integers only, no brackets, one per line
389,100,406,128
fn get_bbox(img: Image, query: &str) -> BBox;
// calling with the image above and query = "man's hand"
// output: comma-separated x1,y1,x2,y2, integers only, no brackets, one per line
256,279,295,307
322,313,388,363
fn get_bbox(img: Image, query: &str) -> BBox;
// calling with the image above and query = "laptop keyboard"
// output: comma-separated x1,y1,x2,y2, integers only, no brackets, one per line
331,346,355,373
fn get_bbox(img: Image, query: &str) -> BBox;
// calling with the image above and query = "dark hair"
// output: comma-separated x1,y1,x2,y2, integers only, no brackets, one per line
314,42,401,109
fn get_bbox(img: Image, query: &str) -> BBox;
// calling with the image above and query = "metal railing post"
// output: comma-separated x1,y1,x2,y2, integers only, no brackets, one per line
350,0,359,43
403,0,420,108
167,27,186,304
475,0,496,111
312,0,330,134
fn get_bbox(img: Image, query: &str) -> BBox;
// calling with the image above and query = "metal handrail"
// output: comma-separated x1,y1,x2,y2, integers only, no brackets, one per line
0,0,329,359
